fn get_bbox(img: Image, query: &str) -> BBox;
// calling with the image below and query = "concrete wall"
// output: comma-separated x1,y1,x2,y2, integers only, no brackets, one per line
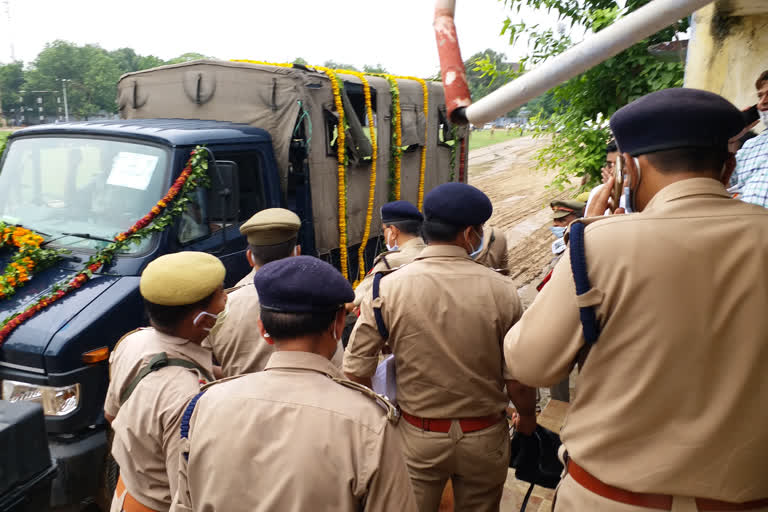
685,1,768,117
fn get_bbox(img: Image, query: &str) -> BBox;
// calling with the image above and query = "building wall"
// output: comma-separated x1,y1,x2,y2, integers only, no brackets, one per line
685,2,768,118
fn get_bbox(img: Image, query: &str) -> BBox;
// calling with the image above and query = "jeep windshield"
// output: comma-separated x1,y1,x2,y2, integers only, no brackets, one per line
0,136,169,255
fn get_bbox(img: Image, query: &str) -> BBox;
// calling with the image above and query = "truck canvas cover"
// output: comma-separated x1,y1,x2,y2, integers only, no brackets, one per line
117,60,463,255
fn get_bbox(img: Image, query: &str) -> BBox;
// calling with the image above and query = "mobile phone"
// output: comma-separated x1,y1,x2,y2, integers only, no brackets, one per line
744,105,759,126
611,155,624,210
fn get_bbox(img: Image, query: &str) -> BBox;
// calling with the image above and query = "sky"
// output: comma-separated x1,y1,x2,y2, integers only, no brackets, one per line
0,0,560,77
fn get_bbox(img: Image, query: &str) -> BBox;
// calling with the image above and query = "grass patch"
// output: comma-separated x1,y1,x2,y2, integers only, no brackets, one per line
468,129,523,151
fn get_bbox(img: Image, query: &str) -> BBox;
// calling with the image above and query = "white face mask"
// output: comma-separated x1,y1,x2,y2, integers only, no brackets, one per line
467,229,485,259
760,109,768,126
194,299,229,335
385,230,399,252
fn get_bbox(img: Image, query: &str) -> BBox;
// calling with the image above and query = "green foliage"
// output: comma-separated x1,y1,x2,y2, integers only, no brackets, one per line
491,0,688,187
165,52,212,65
323,60,360,72
363,63,388,74
293,57,309,66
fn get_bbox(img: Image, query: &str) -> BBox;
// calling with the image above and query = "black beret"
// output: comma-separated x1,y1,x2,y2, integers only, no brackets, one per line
610,88,745,156
253,256,354,313
381,200,423,223
423,183,493,226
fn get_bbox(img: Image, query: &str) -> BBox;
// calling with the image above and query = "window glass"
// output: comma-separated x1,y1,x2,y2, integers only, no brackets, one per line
0,136,169,254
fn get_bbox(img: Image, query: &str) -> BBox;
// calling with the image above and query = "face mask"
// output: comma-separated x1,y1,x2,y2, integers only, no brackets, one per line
385,230,399,252
760,109,768,126
549,226,566,239
467,229,485,259
194,300,229,336
621,157,642,213
551,237,566,255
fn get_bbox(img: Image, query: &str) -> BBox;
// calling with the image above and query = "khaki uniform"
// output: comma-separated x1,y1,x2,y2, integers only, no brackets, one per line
353,237,426,306
169,351,418,512
207,269,343,376
505,179,768,507
474,226,510,275
105,328,214,511
345,245,522,512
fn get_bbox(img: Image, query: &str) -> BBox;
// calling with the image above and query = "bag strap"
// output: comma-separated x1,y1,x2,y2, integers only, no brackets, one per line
119,352,214,405
568,222,601,346
372,271,390,340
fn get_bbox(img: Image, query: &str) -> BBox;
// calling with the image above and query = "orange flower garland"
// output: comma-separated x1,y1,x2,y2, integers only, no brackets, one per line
0,225,63,300
0,148,210,344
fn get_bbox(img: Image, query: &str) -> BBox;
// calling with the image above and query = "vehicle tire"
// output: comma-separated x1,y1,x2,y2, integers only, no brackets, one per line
96,428,119,512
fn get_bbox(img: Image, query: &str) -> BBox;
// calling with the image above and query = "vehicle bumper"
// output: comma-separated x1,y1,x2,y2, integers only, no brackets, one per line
49,429,107,508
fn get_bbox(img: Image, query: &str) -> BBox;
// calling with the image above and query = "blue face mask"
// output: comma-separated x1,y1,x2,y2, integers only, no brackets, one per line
468,229,485,259
549,226,566,239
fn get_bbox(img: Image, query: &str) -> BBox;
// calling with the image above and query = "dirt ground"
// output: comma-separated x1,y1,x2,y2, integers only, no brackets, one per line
469,135,577,307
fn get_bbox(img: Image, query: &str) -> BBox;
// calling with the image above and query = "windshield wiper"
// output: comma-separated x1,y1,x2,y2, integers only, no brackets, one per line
62,232,115,243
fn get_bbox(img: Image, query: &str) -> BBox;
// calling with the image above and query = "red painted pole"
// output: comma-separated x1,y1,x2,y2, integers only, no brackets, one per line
434,0,471,125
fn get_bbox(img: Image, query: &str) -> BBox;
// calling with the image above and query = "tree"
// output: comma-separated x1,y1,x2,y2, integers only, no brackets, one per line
165,52,212,65
25,41,123,119
0,61,25,116
323,60,359,71
484,0,687,187
363,63,388,74
293,57,308,66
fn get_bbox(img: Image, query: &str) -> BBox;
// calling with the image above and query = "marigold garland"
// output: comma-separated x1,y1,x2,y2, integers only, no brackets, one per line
370,73,403,201
232,59,352,279
393,76,429,210
0,225,65,300
336,69,378,287
0,148,211,344
310,65,350,280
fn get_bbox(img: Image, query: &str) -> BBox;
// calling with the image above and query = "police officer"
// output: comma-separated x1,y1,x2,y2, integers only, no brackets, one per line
351,200,425,310
204,208,345,376
344,183,536,512
105,252,226,512
473,225,510,275
170,256,418,512
505,88,768,510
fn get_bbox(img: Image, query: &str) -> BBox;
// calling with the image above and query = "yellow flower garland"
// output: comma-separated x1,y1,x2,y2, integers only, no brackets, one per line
311,66,350,280
335,69,378,287
233,59,351,280
393,76,429,210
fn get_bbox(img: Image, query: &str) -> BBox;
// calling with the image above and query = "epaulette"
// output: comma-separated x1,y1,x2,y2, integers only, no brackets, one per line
109,328,146,379
330,377,400,424
200,374,245,391
373,250,399,270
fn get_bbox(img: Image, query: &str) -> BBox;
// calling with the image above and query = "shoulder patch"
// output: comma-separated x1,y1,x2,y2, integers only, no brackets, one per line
330,377,400,424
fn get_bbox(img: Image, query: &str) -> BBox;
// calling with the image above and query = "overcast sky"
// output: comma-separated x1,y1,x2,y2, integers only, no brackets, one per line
0,0,560,76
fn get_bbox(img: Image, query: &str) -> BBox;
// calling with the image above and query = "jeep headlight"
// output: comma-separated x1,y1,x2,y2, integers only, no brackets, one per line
2,380,80,416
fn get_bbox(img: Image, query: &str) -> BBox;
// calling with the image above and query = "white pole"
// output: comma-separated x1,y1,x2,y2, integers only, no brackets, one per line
463,0,713,125
62,80,69,122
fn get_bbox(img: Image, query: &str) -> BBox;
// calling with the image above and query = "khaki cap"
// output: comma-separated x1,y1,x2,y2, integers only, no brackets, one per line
551,199,585,220
239,208,301,246
140,252,225,306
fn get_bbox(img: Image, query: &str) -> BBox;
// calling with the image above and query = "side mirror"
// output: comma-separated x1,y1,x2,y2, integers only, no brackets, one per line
207,160,240,222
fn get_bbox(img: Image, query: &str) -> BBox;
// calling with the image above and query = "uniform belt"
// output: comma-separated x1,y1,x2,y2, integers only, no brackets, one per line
115,476,160,512
400,410,503,433
568,460,768,511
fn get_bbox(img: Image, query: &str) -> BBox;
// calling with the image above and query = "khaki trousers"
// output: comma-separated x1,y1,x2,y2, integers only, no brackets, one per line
554,474,768,512
397,418,509,512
